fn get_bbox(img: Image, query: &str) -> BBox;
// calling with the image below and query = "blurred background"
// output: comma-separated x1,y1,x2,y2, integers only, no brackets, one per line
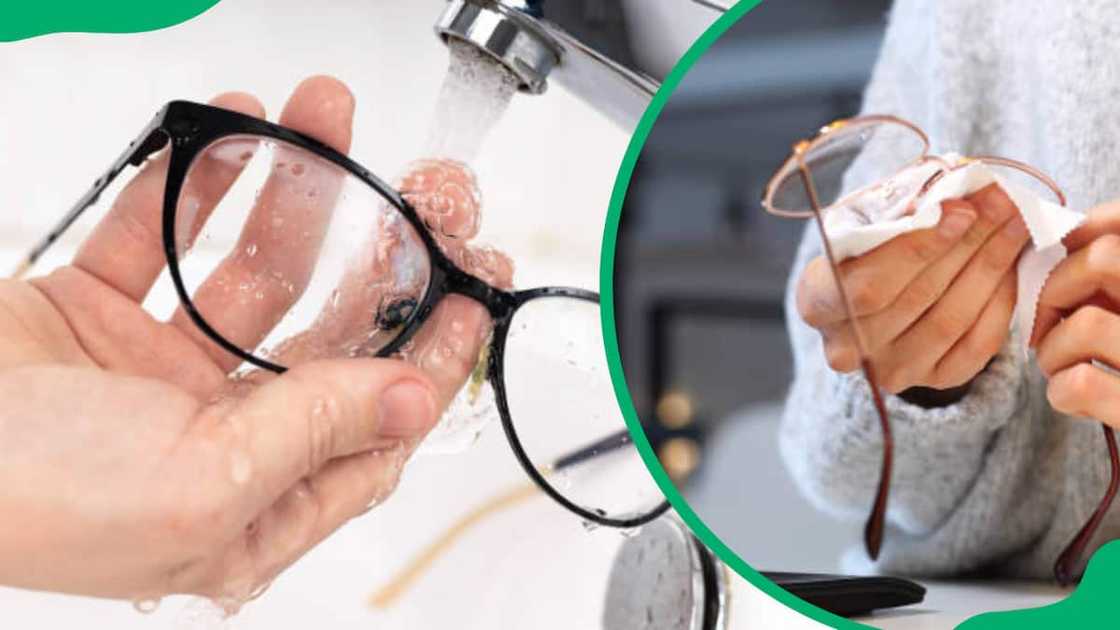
615,0,892,574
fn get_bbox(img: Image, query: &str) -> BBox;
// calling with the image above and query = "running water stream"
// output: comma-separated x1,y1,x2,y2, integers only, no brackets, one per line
165,38,524,629
416,39,521,454
426,39,521,163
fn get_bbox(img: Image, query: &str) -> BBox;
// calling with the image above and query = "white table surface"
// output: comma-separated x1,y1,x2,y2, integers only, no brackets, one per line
686,405,1072,629
854,580,1066,629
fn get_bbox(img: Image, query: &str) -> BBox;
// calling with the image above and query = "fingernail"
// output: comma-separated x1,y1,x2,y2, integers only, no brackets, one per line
1004,216,1029,241
378,380,437,438
975,190,1015,221
939,210,976,239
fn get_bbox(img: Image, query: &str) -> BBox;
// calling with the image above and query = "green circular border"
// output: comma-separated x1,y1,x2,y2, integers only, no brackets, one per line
598,2,867,627
598,4,1120,628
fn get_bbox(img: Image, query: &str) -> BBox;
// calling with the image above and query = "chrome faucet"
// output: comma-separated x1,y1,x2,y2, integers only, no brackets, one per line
433,0,730,130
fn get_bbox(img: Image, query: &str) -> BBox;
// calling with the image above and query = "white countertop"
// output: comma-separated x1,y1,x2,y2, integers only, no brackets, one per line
855,579,1066,629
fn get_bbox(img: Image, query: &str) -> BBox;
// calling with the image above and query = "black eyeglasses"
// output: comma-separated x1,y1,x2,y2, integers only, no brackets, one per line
19,100,668,529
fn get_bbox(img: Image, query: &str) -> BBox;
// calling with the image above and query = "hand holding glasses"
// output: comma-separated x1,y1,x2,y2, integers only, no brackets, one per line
762,115,1115,584
19,91,668,538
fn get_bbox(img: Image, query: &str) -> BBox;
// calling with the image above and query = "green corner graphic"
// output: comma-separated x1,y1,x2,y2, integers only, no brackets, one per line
596,1,1120,629
957,540,1120,629
1,1,221,42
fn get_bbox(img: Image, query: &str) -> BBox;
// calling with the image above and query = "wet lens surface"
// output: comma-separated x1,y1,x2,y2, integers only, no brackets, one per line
502,295,664,524
173,134,431,369
770,118,927,217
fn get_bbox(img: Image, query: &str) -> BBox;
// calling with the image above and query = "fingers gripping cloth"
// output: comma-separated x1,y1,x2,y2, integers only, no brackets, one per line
821,155,1086,356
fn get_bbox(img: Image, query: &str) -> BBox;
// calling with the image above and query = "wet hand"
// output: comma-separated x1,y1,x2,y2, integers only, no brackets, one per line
797,183,1029,393
0,76,510,604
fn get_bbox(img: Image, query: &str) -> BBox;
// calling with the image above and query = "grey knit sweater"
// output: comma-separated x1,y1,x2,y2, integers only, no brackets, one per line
780,0,1120,579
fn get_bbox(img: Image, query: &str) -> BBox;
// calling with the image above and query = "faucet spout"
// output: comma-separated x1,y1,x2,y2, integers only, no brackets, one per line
434,0,560,95
537,23,658,131
434,0,723,130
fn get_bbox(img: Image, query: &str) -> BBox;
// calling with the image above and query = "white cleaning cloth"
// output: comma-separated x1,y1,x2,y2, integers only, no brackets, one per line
821,155,1085,353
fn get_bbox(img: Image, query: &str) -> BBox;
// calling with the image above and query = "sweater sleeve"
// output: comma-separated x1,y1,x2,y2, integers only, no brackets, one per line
778,0,1029,538
780,0,1120,579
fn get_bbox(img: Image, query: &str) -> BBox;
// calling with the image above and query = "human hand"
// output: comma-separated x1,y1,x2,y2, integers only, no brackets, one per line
0,76,510,605
797,183,1029,393
1032,202,1120,425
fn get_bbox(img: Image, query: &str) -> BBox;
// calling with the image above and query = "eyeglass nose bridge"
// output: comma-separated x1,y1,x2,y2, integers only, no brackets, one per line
432,259,518,321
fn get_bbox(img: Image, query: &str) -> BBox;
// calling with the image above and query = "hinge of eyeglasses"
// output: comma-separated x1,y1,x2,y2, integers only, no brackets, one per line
127,130,170,167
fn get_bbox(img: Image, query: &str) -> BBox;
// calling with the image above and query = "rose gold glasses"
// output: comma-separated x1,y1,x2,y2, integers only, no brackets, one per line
762,114,1117,585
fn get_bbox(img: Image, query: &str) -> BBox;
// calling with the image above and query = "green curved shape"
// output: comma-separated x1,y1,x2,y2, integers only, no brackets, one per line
957,540,1120,629
597,1,1113,628
597,1,865,627
1,0,222,42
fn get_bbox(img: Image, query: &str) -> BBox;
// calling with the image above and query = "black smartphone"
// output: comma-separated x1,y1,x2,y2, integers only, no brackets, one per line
764,571,926,618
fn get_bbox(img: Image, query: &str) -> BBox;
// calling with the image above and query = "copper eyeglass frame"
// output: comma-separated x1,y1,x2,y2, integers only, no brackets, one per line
762,114,1119,585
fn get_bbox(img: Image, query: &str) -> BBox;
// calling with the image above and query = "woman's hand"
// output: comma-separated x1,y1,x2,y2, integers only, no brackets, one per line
1032,202,1120,425
797,183,1030,394
0,76,509,604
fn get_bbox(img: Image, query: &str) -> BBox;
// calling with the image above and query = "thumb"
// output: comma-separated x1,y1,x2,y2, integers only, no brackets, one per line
210,358,438,519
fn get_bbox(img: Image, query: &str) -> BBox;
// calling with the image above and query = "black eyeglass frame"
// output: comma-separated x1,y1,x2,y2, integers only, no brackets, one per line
28,100,670,529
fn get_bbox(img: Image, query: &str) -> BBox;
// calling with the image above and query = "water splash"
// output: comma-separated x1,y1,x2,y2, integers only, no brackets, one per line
417,379,501,455
426,39,519,163
175,597,236,630
132,598,161,614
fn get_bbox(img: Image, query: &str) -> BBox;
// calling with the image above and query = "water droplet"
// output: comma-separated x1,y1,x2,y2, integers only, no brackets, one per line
230,451,252,485
619,526,642,538
245,243,258,257
552,469,572,491
133,598,161,614
175,597,231,629
246,580,272,602
311,399,330,428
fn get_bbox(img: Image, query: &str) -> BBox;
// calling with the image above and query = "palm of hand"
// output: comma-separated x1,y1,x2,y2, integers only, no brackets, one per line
0,76,510,604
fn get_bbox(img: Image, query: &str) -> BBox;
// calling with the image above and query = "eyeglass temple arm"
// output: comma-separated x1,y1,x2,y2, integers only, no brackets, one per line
796,160,893,561
11,115,169,280
1054,414,1120,584
553,428,631,470
368,428,634,608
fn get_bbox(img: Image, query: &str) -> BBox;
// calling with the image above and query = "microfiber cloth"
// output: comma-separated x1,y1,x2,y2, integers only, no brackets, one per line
821,155,1085,355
